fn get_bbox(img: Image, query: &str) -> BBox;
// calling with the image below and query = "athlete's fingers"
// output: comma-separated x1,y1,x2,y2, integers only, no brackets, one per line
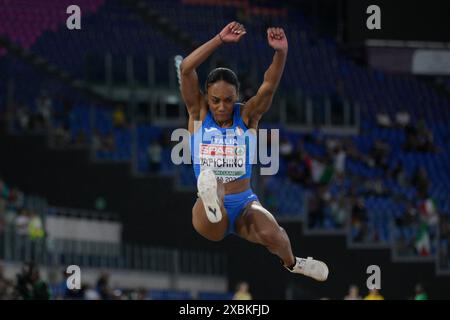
233,23,244,34
237,30,247,39
274,28,281,39
237,24,246,34
229,21,237,31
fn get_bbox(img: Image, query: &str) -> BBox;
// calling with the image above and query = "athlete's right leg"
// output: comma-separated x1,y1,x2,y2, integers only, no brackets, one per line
192,170,229,241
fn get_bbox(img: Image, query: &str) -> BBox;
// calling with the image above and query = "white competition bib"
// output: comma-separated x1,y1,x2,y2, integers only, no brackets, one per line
199,144,246,183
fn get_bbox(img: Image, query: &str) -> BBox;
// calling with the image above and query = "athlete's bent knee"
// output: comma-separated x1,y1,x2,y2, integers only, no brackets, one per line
192,213,225,242
193,223,225,242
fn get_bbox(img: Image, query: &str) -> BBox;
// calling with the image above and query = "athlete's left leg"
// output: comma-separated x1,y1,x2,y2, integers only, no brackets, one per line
235,201,296,267
235,201,329,281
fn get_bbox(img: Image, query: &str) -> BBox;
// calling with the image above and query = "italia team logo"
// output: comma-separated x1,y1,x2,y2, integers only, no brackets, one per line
235,146,245,156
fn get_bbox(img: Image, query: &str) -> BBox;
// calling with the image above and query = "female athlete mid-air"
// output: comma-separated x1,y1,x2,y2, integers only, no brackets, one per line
180,21,329,281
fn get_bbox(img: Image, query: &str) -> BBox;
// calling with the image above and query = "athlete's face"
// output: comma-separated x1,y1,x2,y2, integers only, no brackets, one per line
207,80,238,125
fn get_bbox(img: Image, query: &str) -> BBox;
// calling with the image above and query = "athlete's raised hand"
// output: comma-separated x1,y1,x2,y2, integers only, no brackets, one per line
267,27,288,52
218,21,247,43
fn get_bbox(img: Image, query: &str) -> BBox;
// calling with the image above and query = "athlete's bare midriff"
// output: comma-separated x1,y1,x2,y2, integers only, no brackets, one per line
223,177,251,195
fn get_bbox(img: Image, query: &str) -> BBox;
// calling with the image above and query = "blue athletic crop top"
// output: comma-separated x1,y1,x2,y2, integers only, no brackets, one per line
191,103,256,184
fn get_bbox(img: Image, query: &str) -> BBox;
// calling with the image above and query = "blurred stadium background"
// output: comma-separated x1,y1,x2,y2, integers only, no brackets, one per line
0,0,450,300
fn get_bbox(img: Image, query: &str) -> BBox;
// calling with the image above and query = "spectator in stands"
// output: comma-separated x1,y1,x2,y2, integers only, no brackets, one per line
16,103,31,132
51,98,71,145
344,284,362,300
96,272,112,300
75,129,88,147
403,118,436,153
308,185,332,229
28,210,45,261
404,121,419,152
15,209,30,260
329,195,349,228
84,283,100,300
311,157,332,185
376,113,392,128
128,287,148,300
418,198,439,227
412,167,430,199
438,217,450,269
364,288,384,300
370,139,390,172
416,118,436,152
287,141,313,186
16,209,30,238
112,289,125,300
308,126,325,146
148,138,163,173
28,211,44,240
136,287,149,300
439,215,450,247
0,261,14,299
363,178,389,197
351,197,369,242
389,161,408,187
92,129,102,151
51,269,83,300
279,136,293,160
396,203,418,228
103,132,116,152
50,269,69,300
0,194,6,233
36,92,53,129
0,215,4,236
413,283,428,300
92,130,116,153
325,137,339,154
287,159,303,184
345,138,372,168
333,145,346,181
52,98,73,142
395,111,411,128
8,187,25,210
52,123,71,148
233,281,252,300
0,177,5,198
113,104,127,129
14,262,50,300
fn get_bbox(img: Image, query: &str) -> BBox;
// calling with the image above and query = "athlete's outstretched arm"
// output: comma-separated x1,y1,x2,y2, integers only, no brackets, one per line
242,28,288,125
180,22,246,120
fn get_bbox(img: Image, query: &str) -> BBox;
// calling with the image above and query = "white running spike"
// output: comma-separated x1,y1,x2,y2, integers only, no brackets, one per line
197,169,223,223
287,257,329,282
